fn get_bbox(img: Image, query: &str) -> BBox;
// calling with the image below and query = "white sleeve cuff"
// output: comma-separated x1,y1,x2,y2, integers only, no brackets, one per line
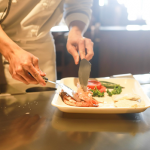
65,13,90,29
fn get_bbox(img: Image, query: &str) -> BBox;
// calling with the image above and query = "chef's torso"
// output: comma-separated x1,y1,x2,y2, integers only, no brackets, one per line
0,0,64,85
0,0,63,42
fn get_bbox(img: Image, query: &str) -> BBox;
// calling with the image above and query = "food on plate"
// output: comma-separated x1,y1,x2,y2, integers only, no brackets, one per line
112,93,141,102
100,81,124,89
114,100,144,108
90,87,104,97
92,97,104,103
59,84,99,107
87,80,106,93
107,85,122,96
59,79,144,108
87,80,106,97
87,80,123,97
113,93,144,108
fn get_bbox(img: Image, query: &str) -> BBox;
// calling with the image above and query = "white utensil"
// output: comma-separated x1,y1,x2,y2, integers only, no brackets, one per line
42,76,77,100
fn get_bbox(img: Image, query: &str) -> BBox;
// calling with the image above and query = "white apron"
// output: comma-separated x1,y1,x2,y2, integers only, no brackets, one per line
0,0,64,87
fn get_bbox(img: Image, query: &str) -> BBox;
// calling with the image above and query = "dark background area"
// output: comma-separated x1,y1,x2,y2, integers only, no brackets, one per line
52,0,150,80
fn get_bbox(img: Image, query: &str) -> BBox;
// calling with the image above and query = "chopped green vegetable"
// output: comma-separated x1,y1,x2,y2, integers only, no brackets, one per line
107,89,112,96
107,85,122,96
99,81,124,89
100,81,117,84
112,85,122,94
90,87,104,97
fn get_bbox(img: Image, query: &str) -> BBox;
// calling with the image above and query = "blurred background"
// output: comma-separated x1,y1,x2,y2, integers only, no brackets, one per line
51,0,150,79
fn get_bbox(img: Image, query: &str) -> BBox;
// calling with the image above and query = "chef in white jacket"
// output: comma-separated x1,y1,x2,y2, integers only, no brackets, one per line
0,0,94,87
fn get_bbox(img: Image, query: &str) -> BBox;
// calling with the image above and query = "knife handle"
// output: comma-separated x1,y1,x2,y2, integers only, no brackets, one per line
42,76,48,83
28,72,48,83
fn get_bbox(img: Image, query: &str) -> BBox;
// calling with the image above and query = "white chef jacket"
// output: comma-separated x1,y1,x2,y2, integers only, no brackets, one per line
0,0,92,87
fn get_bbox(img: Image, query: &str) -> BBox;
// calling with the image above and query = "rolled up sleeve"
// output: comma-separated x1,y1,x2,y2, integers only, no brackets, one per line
64,0,93,29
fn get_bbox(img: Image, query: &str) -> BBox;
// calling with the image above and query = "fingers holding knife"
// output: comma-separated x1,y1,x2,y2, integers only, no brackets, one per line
84,38,94,61
78,37,94,62
26,65,46,86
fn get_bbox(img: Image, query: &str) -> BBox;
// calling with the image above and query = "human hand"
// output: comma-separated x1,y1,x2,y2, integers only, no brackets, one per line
6,46,46,85
67,26,94,65
0,25,46,85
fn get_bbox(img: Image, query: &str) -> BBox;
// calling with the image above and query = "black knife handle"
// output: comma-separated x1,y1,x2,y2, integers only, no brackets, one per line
28,72,48,83
42,76,48,83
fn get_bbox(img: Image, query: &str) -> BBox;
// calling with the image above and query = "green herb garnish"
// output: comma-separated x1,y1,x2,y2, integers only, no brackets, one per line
90,87,104,97
107,89,112,96
107,85,122,96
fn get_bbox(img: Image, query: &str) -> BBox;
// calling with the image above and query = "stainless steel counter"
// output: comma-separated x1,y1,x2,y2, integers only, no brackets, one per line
0,74,150,150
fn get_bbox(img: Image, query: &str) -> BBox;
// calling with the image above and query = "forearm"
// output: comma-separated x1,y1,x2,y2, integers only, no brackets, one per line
0,25,19,60
0,26,46,85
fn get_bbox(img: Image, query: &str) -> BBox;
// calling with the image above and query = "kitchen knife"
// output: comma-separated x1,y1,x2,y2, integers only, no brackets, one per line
28,73,78,100
78,59,91,91
42,76,78,101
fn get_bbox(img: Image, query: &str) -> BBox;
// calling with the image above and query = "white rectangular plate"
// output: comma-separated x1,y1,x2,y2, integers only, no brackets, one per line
51,77,150,114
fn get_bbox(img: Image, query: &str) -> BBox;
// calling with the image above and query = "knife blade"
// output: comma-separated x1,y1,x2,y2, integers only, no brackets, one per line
78,59,91,91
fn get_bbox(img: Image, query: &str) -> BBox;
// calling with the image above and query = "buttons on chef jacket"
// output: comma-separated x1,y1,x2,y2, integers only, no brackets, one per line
31,29,38,37
12,0,17,4
42,2,48,7
42,2,49,10
42,0,53,9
